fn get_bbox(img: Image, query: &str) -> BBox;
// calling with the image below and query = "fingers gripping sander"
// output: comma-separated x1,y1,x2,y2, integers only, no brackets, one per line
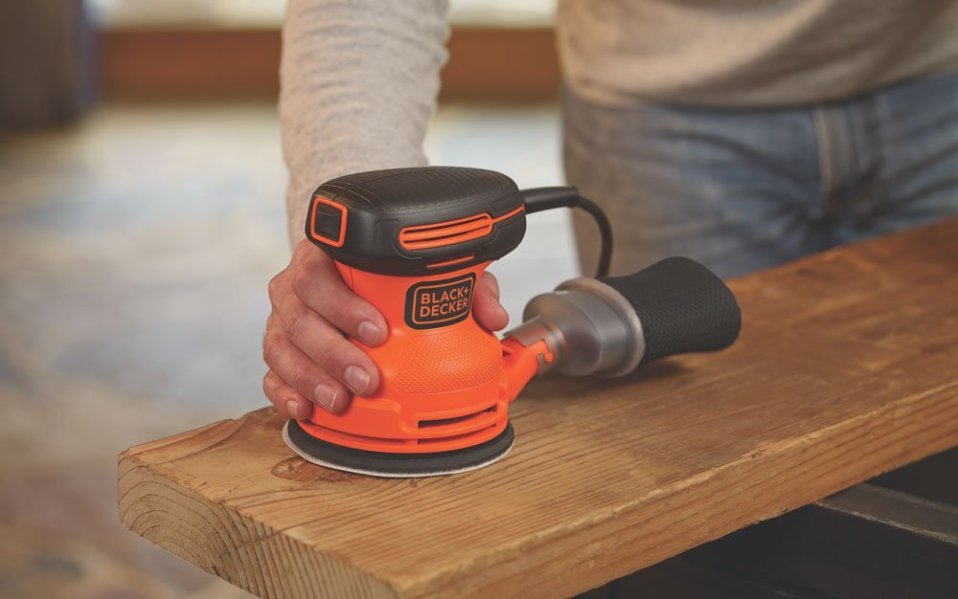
284,167,741,477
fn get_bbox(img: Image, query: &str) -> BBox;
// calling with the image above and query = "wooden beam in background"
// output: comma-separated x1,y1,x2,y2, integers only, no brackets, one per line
98,27,560,101
442,26,559,101
99,29,281,100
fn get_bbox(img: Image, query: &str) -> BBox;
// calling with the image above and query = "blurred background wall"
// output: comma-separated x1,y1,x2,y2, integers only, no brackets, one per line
0,1,575,597
0,1,95,129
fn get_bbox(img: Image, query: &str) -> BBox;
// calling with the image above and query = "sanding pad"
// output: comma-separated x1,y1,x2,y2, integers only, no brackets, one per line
283,419,515,478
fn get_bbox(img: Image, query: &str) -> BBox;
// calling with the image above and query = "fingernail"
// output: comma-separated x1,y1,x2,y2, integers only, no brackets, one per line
314,384,339,411
357,320,382,345
344,365,370,395
286,399,300,419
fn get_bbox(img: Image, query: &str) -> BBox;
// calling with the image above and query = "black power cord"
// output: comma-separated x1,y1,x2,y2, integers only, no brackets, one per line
519,186,613,277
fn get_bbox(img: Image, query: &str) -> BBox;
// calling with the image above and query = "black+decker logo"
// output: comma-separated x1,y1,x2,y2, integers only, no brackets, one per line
405,274,476,329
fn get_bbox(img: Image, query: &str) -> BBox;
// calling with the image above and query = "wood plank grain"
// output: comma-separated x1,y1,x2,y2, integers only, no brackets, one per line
119,218,958,598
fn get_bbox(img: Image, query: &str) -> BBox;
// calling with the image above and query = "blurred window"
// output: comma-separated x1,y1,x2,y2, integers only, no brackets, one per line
87,0,555,29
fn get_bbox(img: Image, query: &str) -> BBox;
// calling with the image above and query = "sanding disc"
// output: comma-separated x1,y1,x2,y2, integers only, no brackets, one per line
283,419,515,478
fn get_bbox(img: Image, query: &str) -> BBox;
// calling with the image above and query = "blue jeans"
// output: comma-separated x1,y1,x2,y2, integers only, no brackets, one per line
563,71,958,278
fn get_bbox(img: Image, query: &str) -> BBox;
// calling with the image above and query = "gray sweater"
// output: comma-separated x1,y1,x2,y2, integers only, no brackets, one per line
281,0,958,244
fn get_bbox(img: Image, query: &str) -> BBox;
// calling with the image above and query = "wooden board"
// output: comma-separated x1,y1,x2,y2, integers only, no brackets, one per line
119,218,958,599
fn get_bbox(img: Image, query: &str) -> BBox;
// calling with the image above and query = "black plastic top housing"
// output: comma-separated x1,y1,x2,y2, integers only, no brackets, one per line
306,167,527,276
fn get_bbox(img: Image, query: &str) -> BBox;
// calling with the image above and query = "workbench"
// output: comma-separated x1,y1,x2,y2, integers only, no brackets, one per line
118,218,958,599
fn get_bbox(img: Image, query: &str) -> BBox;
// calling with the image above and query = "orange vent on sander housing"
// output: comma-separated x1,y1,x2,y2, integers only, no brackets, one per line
399,205,524,250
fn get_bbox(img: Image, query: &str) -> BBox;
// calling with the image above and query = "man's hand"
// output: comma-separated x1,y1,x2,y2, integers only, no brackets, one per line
264,239,509,419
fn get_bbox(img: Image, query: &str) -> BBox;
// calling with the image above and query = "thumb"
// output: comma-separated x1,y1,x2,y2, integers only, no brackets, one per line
472,272,509,331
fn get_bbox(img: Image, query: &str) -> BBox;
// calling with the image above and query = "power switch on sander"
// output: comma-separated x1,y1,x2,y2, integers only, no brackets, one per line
309,197,347,247
283,166,741,478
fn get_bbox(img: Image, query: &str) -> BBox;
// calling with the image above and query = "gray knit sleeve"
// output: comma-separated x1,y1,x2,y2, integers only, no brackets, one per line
280,0,451,246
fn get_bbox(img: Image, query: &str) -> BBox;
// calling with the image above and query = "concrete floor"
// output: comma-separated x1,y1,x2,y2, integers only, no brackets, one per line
0,102,574,598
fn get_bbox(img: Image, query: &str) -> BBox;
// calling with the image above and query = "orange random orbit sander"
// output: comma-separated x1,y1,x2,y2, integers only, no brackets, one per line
283,166,741,477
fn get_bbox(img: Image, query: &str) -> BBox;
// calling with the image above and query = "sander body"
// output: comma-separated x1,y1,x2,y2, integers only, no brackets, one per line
283,167,741,477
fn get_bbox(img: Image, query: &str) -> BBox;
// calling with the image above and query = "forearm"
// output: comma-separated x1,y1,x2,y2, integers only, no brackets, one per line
280,0,450,246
